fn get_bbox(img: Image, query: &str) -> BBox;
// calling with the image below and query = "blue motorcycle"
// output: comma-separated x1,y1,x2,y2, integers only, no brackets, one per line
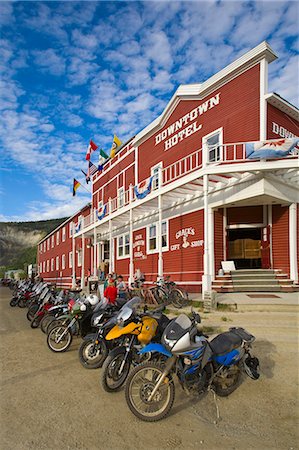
125,311,260,421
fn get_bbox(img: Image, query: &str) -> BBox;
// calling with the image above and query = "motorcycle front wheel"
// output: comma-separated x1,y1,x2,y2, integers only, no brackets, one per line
101,350,131,392
79,338,108,369
47,325,72,352
27,305,38,321
125,362,175,422
10,297,18,307
18,298,27,308
40,314,54,334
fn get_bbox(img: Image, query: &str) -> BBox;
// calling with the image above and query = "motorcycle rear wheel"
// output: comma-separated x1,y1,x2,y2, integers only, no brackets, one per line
47,325,72,352
40,314,54,334
31,316,41,328
101,350,131,392
79,338,108,369
18,298,27,308
213,366,241,397
170,288,189,309
10,297,18,307
125,362,175,422
27,305,38,321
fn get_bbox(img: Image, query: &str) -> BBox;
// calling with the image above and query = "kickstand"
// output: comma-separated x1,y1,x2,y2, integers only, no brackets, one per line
209,387,220,425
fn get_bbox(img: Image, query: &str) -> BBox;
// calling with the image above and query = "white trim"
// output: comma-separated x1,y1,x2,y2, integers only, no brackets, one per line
69,251,73,269
146,219,169,254
92,145,135,185
268,205,273,268
116,232,130,260
260,59,268,140
202,127,223,167
289,203,298,282
118,186,125,208
265,93,299,122
151,161,163,190
93,161,135,197
223,207,227,260
135,147,138,184
227,223,265,229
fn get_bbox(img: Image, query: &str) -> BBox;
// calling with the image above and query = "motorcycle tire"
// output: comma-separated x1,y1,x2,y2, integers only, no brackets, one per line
31,316,41,329
212,366,241,397
27,305,38,321
79,338,108,369
47,325,72,353
101,349,131,392
10,297,18,307
125,361,175,422
170,288,189,309
40,314,55,334
18,298,27,308
46,318,68,335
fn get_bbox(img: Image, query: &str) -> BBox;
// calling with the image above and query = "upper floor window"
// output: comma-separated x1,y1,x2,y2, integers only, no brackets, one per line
43,261,46,273
203,128,223,164
47,239,50,251
69,251,73,269
151,162,162,190
46,260,49,272
51,235,54,248
147,221,168,253
43,241,46,252
77,250,82,267
51,258,54,271
56,256,59,271
118,187,125,208
62,227,66,242
62,254,66,270
69,222,73,237
56,231,60,245
117,233,130,259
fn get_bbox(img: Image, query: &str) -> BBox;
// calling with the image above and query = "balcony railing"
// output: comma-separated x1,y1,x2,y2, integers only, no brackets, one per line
80,140,298,232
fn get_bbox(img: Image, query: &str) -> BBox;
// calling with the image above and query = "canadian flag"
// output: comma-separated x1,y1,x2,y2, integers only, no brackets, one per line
85,140,98,161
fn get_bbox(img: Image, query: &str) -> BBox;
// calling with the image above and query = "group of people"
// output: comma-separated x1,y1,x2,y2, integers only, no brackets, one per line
103,273,127,305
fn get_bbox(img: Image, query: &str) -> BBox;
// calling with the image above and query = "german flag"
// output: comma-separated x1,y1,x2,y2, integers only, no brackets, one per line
73,179,81,196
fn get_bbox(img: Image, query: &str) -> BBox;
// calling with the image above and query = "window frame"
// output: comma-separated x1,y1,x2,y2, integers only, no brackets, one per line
202,127,223,166
77,250,82,267
151,162,163,191
118,186,125,208
62,227,66,242
56,256,59,271
69,251,73,269
146,220,169,254
116,232,130,260
51,235,54,248
51,258,54,271
56,231,60,246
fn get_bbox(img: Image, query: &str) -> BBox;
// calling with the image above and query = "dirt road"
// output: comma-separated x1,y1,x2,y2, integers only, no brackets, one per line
0,287,298,450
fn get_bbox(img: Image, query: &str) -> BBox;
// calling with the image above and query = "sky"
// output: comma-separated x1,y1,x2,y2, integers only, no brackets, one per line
0,1,298,222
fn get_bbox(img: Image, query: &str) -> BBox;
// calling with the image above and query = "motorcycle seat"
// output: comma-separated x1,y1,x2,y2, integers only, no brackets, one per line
210,332,242,356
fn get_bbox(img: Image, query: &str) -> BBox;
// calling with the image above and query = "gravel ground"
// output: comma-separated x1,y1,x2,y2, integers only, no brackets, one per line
0,286,298,450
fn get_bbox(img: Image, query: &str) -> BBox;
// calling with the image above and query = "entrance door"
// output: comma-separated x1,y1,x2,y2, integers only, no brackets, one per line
227,228,262,269
261,225,271,269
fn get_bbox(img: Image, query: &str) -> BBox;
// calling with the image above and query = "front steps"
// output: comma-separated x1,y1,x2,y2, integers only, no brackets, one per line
212,269,299,293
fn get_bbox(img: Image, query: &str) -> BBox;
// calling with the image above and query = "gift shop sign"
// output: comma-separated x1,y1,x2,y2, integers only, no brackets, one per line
155,93,221,151
170,227,204,252
133,233,147,260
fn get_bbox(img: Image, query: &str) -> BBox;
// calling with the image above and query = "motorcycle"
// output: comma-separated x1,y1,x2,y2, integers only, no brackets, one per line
78,296,128,369
46,294,101,352
101,299,170,392
125,311,260,421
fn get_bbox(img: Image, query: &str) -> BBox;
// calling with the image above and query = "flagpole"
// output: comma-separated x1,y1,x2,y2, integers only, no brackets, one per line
79,183,91,194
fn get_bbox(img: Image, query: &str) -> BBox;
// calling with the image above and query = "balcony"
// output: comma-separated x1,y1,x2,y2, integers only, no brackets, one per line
79,140,298,233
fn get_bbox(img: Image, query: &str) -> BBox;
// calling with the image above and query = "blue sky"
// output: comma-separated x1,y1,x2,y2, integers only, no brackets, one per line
0,1,298,222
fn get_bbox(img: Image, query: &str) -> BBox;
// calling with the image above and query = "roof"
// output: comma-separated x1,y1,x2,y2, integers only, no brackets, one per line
265,93,299,122
133,41,278,145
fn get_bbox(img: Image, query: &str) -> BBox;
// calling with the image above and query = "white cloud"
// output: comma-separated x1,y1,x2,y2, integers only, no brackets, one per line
33,48,66,76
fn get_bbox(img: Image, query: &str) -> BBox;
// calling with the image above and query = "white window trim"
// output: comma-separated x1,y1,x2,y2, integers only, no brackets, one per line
118,186,125,208
69,251,73,269
69,222,73,237
52,235,54,248
51,258,54,271
46,260,49,272
62,227,66,242
146,220,169,254
116,232,130,260
151,161,163,191
77,250,82,267
56,256,59,271
202,127,223,166
56,231,60,245
62,254,66,270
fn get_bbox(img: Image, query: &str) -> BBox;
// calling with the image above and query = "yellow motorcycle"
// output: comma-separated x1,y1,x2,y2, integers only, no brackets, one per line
101,297,170,392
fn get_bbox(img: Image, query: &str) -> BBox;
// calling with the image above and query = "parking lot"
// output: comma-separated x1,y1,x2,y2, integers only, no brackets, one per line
0,286,298,450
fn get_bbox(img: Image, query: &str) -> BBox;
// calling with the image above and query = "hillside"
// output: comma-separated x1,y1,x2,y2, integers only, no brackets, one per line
0,218,68,270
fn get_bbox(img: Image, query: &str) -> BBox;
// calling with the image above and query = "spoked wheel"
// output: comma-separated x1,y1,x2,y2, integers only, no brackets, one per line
125,362,175,422
79,339,108,369
170,288,189,308
101,350,131,392
213,366,241,397
46,318,68,334
40,314,55,334
27,305,38,321
47,325,72,352
31,316,42,328
18,298,27,308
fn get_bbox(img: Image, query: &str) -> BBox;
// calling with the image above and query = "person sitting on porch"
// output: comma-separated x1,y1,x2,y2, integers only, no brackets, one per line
116,275,127,299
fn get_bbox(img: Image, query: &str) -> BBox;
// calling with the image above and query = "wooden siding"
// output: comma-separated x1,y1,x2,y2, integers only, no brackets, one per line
272,205,290,275
267,104,299,139
227,206,263,225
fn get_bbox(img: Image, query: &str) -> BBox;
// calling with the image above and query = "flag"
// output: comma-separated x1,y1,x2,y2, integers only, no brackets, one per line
73,179,81,196
85,139,98,161
134,176,153,200
246,138,299,160
88,161,99,176
99,149,109,159
110,134,122,158
81,169,90,184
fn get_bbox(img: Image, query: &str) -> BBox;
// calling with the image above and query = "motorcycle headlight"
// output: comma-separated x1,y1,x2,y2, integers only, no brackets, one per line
93,314,103,326
117,317,124,327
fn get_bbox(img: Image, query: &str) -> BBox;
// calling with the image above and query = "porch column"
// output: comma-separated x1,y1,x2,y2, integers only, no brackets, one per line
81,234,85,289
157,194,163,280
109,218,113,273
289,203,298,283
202,174,211,297
129,185,134,285
208,207,215,280
93,225,97,277
71,222,76,288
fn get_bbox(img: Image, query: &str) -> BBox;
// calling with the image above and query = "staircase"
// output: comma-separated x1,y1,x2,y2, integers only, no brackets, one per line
212,269,298,293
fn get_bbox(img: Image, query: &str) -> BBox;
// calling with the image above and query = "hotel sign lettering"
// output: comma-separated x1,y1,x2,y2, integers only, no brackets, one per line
155,93,221,151
272,122,297,139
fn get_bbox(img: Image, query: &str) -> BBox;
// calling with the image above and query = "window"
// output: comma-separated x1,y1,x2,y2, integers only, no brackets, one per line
62,227,66,242
39,262,42,273
52,235,54,248
77,250,82,267
46,260,49,272
117,233,130,259
51,258,54,271
151,162,162,190
40,244,42,254
69,251,73,269
47,239,50,251
118,187,125,208
56,256,59,271
56,231,60,245
203,128,223,164
69,222,73,237
62,254,65,270
147,221,168,253
43,261,46,273
44,242,46,252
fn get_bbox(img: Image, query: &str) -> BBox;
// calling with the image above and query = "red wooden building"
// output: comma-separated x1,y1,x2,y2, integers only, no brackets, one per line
37,41,299,294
